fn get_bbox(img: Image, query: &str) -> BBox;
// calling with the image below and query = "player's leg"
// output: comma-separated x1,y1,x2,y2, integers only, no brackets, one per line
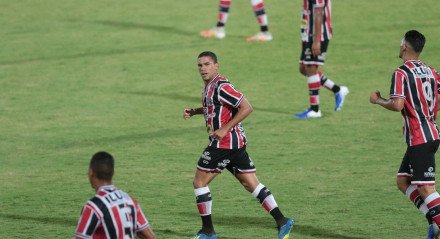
397,150,433,226
406,141,440,239
235,172,294,239
192,147,226,238
228,147,294,239
316,41,349,111
246,0,272,42
193,169,219,237
294,42,322,119
200,0,231,39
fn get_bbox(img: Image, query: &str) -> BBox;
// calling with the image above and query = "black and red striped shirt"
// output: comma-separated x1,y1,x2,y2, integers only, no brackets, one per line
390,60,440,146
301,0,332,42
202,74,247,149
74,185,149,239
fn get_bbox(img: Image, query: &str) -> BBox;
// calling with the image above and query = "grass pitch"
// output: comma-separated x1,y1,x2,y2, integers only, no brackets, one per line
1,0,440,238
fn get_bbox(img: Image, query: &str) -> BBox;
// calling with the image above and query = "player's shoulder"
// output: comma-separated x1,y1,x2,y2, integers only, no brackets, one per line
216,74,230,83
215,75,233,88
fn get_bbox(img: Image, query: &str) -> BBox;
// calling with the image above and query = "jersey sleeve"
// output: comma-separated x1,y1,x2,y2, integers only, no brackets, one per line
389,70,406,99
431,67,440,93
313,0,326,7
134,200,150,233
218,83,244,108
74,202,101,239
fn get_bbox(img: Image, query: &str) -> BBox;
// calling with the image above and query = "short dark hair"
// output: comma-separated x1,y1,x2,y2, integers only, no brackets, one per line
198,51,218,63
89,151,114,181
404,30,425,53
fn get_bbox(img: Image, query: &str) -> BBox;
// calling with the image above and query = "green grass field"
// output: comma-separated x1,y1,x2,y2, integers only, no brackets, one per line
1,0,440,238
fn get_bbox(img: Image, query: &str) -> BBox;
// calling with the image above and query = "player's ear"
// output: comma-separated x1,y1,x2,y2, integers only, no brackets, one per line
88,168,94,178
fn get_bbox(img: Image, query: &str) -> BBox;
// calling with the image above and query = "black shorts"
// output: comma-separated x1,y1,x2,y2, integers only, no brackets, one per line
197,146,256,175
397,140,440,185
299,40,329,66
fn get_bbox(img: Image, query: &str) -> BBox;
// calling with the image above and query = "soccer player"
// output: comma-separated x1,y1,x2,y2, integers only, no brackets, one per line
369,30,440,239
74,151,156,239
294,0,349,119
183,51,294,239
200,0,272,42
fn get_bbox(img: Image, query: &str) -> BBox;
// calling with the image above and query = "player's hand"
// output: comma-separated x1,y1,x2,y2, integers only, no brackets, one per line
312,41,321,57
210,128,228,141
369,90,381,104
183,108,193,119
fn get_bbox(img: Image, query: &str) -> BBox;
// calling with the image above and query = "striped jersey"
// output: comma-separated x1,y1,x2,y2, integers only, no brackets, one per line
390,60,440,146
202,74,247,149
75,185,149,239
301,0,332,42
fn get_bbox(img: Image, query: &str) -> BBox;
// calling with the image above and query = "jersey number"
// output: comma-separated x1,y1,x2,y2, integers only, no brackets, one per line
114,203,135,239
422,80,435,113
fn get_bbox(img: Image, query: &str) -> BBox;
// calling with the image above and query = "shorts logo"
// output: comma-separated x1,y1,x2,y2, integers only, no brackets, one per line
201,151,211,164
424,167,435,178
217,159,230,168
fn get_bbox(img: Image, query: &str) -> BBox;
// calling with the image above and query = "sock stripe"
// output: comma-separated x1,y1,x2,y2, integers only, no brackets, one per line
428,198,440,209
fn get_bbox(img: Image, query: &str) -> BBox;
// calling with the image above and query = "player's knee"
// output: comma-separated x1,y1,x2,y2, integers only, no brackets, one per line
418,185,437,198
396,177,410,193
299,65,306,76
192,178,207,188
305,65,318,76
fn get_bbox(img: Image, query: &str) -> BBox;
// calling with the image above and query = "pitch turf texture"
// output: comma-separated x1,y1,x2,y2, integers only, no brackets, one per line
1,0,440,238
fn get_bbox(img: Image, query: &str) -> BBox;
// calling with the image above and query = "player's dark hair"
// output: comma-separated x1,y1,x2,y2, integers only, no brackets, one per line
198,51,218,63
89,151,114,181
404,30,425,53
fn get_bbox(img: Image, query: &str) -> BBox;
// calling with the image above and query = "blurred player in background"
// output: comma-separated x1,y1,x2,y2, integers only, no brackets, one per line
200,0,272,42
370,30,440,239
183,51,294,239
294,0,349,119
74,151,156,239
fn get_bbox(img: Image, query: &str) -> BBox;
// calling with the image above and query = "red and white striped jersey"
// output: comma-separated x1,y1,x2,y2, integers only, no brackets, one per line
390,60,440,146
301,0,332,42
74,185,149,239
202,74,247,149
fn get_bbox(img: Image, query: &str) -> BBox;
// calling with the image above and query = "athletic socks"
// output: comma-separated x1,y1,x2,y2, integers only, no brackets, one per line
215,0,269,33
318,71,340,93
425,192,440,226
307,74,320,112
252,183,285,224
251,0,269,32
406,185,432,224
217,0,232,27
195,187,214,233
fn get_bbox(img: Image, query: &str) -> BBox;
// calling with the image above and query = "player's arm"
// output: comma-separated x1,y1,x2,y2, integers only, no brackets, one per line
211,97,253,140
136,227,156,239
183,107,203,119
369,90,404,112
312,6,324,56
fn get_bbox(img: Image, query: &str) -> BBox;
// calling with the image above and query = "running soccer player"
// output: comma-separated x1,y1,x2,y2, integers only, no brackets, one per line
183,51,294,239
370,30,440,239
74,151,156,239
200,0,272,42
294,0,349,119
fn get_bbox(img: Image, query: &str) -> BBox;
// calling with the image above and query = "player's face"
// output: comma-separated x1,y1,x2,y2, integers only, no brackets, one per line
198,56,219,82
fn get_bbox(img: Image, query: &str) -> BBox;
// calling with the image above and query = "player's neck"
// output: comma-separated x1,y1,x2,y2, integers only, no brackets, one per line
402,52,419,63
92,180,113,191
